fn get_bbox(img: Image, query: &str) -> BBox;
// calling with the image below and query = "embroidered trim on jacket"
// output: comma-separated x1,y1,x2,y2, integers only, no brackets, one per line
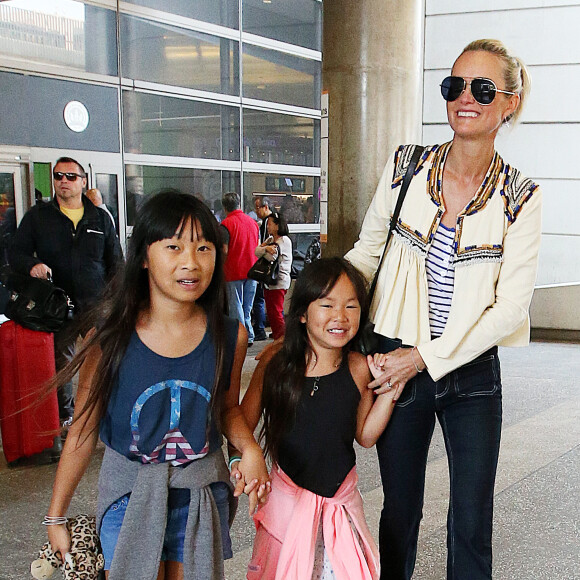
393,223,428,256
392,144,434,186
427,142,503,214
453,244,504,268
501,165,539,223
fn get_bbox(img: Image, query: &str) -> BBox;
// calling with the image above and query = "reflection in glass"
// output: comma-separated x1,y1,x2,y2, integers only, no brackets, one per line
0,173,17,267
242,44,321,109
243,172,319,224
242,0,322,51
122,0,239,29
95,174,119,231
243,110,319,167
0,1,117,76
120,15,239,94
123,91,240,160
125,165,240,226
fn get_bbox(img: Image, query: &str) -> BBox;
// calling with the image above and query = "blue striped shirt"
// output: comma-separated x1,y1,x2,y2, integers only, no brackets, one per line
426,223,455,337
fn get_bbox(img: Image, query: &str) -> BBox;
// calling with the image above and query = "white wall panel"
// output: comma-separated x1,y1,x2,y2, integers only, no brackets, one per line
536,179,580,236
423,65,580,124
425,7,580,69
494,124,580,179
422,124,454,147
536,234,580,285
427,0,580,16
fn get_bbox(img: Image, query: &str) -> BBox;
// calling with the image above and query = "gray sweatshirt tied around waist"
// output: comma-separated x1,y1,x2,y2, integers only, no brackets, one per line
97,446,236,580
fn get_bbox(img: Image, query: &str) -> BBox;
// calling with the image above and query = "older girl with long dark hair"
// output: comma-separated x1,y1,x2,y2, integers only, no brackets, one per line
44,191,269,580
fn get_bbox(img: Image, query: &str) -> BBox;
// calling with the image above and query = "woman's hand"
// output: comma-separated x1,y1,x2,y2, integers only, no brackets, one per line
46,524,71,568
264,244,277,256
367,347,425,400
234,443,271,515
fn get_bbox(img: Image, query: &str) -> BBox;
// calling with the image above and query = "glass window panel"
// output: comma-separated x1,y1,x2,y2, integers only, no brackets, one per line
0,1,117,76
95,173,119,231
243,172,320,224
122,0,239,29
242,0,322,51
120,15,239,95
289,231,320,277
243,110,319,167
242,44,320,109
125,165,240,226
123,91,240,160
0,172,17,266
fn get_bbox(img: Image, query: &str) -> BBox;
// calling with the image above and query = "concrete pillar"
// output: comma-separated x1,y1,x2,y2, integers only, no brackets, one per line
323,0,425,256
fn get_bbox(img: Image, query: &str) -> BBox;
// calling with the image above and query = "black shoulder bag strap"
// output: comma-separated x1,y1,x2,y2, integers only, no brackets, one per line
367,145,424,303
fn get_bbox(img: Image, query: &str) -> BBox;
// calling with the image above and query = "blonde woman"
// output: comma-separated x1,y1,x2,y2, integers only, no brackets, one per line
346,39,541,579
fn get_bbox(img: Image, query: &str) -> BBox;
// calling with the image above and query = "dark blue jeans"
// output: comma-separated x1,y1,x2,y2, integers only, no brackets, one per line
252,283,266,334
376,347,502,580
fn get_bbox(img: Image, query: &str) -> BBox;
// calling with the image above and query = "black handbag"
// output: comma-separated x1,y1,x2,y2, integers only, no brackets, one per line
1,269,73,333
356,146,424,355
247,245,280,285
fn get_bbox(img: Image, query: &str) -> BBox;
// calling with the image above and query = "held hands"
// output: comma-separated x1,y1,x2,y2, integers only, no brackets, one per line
231,444,271,515
367,347,426,400
30,263,52,279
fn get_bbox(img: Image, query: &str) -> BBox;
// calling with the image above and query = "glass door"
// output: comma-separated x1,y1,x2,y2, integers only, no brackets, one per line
0,164,25,267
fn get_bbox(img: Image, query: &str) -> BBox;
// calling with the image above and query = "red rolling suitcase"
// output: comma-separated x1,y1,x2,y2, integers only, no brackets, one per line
0,320,60,463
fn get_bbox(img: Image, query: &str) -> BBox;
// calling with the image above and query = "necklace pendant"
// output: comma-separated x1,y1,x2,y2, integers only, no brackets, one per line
310,378,320,397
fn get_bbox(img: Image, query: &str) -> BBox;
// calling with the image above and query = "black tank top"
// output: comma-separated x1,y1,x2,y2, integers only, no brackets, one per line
277,362,360,498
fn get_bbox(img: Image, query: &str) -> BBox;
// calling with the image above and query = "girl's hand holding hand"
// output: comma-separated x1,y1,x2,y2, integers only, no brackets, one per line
235,443,271,515
367,355,397,403
367,347,424,400
264,244,277,256
47,524,72,568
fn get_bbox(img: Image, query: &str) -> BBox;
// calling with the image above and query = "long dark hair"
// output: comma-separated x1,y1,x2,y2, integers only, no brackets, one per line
58,190,228,435
260,257,368,463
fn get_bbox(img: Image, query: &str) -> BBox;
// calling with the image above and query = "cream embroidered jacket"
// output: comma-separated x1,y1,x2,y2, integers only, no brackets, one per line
345,143,542,381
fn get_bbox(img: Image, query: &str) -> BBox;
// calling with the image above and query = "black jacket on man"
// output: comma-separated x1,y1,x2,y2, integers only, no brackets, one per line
9,195,123,315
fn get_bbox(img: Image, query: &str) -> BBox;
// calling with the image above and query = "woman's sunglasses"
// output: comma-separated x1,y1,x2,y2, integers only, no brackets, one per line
53,172,85,181
440,76,515,106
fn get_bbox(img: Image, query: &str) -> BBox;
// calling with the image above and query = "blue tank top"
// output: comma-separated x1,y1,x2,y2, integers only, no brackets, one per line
100,316,238,466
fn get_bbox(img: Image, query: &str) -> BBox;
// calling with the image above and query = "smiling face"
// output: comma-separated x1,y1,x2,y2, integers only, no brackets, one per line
447,50,519,141
144,217,216,307
300,273,361,354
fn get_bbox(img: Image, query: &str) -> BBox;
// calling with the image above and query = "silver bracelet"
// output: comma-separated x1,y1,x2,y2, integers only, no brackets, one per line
228,456,241,470
42,516,68,526
411,347,424,373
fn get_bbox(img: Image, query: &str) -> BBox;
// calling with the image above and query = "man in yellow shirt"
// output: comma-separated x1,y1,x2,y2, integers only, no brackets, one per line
10,157,122,428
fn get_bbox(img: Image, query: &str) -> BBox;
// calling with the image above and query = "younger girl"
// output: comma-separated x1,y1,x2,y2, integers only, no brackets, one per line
254,212,292,339
44,191,269,580
241,257,395,579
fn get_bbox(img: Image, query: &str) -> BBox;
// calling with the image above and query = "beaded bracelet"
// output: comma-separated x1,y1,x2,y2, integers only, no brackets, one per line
228,456,241,471
411,347,424,373
42,516,68,526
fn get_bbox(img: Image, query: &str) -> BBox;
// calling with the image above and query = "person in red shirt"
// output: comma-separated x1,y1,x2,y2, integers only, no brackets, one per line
221,192,260,345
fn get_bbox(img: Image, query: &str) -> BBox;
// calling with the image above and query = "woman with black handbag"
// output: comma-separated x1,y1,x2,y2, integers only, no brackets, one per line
255,213,292,340
345,39,542,579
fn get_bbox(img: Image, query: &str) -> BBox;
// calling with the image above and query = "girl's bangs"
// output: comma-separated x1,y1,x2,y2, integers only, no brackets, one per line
143,195,219,247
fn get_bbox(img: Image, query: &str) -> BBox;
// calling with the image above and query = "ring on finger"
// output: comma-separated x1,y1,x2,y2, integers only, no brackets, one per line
386,380,392,389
